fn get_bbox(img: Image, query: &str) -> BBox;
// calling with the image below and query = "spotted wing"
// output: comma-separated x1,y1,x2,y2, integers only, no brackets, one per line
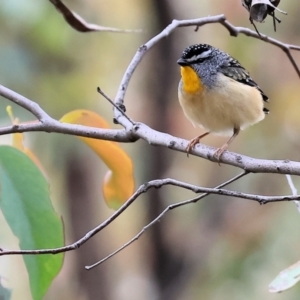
219,58,269,105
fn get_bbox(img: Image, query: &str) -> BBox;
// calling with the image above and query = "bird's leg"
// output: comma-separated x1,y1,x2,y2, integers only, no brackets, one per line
186,131,210,157
270,11,281,32
213,127,240,161
271,11,277,31
250,17,261,36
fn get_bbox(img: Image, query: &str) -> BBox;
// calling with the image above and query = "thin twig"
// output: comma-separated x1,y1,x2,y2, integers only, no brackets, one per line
220,20,300,77
85,170,300,269
97,87,135,126
286,175,300,214
1,173,299,257
168,170,249,208
85,171,249,269
49,0,141,33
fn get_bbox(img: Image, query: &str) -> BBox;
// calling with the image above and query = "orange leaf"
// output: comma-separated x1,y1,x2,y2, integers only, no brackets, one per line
60,110,134,209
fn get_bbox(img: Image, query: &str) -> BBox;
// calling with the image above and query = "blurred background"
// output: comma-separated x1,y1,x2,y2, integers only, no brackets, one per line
0,0,300,299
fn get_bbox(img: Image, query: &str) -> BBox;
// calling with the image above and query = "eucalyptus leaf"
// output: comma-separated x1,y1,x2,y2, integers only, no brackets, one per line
269,260,300,293
0,146,64,300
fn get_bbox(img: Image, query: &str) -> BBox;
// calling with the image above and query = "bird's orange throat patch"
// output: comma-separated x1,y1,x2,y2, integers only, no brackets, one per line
180,66,203,94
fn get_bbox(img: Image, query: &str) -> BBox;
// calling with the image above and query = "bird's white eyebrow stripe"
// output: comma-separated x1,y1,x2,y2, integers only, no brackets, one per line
185,49,212,62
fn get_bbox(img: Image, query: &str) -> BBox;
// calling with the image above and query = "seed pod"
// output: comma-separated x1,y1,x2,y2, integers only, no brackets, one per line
241,0,287,34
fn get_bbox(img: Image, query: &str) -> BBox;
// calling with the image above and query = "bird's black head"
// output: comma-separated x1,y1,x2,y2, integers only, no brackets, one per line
177,44,214,66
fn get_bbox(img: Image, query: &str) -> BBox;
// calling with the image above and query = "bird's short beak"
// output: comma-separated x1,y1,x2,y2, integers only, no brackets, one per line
177,58,188,66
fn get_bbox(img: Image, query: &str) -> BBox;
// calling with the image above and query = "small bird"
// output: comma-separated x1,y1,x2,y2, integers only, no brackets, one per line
177,44,269,160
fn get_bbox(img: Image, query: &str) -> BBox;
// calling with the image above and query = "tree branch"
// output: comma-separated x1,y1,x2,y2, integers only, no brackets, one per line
1,172,299,257
49,0,141,33
86,171,249,269
0,85,135,142
1,15,299,172
1,84,300,174
0,85,51,121
1,14,300,261
132,122,300,175
114,14,300,128
85,170,298,269
220,20,300,77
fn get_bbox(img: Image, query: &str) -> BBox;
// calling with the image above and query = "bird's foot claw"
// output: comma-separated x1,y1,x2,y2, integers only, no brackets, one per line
186,137,201,157
213,146,228,165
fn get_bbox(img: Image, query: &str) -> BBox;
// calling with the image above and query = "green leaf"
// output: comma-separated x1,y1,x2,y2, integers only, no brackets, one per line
269,260,300,293
0,146,64,300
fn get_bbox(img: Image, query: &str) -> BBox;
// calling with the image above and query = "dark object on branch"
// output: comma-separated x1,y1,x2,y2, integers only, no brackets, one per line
241,0,287,35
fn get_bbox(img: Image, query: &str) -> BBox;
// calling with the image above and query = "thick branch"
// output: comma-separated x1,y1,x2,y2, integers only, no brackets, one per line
0,85,135,142
0,84,300,173
132,122,300,175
